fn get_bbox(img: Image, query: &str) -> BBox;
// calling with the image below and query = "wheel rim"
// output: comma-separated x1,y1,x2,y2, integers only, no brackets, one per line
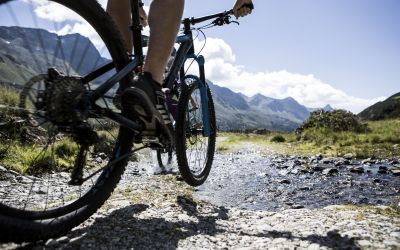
183,81,215,178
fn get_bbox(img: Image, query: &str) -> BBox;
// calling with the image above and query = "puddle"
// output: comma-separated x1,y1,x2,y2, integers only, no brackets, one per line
194,153,400,211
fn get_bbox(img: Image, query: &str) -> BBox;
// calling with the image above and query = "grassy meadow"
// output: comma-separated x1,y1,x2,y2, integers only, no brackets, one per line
217,119,400,159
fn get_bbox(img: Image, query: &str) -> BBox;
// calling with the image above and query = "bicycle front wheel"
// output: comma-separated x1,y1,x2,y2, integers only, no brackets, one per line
0,0,133,242
175,76,216,186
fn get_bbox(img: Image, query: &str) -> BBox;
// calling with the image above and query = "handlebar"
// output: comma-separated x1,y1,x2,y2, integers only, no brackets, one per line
183,3,254,26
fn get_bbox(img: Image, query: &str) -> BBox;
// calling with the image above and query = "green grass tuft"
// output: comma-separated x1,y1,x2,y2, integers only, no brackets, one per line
0,85,19,107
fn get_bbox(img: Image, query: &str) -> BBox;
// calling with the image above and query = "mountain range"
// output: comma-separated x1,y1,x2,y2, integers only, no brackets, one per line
207,82,311,131
0,26,335,131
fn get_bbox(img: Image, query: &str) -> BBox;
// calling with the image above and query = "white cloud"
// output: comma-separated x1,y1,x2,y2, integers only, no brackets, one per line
189,38,385,113
34,2,83,22
31,1,151,53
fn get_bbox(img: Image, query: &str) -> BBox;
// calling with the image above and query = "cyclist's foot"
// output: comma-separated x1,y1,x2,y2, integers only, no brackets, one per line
121,72,174,145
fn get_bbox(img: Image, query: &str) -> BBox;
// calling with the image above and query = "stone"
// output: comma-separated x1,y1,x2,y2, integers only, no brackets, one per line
312,165,325,172
110,200,130,207
350,166,364,173
378,166,388,174
308,243,320,250
321,157,335,164
57,236,70,243
362,158,376,164
322,168,338,175
15,176,33,184
389,231,400,238
343,153,353,160
390,169,400,176
358,240,372,247
280,179,291,184
45,238,58,247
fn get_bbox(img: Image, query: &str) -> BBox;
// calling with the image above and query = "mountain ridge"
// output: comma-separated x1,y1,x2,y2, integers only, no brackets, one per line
358,92,400,120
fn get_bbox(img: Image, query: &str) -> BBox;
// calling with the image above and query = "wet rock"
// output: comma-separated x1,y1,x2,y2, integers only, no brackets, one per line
390,169,400,176
311,165,325,172
322,168,339,175
362,158,376,164
343,153,353,160
334,159,347,166
378,166,388,174
389,231,400,238
57,236,70,243
16,176,33,184
350,159,361,165
0,166,7,172
276,164,289,169
279,179,291,184
321,157,335,164
358,240,372,247
45,239,58,247
358,196,369,204
33,188,46,194
350,166,364,174
7,169,19,176
293,159,302,166
291,204,304,209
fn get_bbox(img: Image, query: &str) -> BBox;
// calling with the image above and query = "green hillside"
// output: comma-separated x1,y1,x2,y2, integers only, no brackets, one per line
358,92,400,120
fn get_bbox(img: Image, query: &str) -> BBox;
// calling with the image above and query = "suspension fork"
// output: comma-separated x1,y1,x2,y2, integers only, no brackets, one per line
184,56,211,136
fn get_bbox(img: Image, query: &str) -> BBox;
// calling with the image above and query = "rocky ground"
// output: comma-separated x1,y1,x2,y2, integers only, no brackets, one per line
1,147,400,249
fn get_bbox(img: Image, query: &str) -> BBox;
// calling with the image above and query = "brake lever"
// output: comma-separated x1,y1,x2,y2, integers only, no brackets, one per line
224,15,240,26
212,17,224,26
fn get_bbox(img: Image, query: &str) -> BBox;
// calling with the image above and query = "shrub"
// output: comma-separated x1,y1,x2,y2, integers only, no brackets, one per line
271,134,286,143
298,109,369,133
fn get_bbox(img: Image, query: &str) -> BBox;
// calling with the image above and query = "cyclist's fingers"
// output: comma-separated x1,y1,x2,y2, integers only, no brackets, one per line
234,7,251,18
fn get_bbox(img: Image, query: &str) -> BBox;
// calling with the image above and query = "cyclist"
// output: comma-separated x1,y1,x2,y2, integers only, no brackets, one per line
107,0,253,138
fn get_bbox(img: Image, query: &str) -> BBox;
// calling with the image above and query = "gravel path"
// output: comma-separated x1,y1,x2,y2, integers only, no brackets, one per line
1,150,399,249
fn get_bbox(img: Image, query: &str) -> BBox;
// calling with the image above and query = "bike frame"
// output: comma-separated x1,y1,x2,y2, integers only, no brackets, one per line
85,0,212,136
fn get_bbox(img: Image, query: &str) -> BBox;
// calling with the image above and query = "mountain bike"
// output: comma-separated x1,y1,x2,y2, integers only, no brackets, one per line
0,0,253,242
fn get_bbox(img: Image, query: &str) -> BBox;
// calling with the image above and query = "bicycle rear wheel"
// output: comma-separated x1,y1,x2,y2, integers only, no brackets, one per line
0,0,133,242
175,76,216,186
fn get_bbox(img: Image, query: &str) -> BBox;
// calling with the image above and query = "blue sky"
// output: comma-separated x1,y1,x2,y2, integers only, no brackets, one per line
182,0,400,111
1,0,399,112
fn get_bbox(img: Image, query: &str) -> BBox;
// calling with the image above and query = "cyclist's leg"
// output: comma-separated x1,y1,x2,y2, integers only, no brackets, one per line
121,0,184,130
145,0,185,84
106,0,133,52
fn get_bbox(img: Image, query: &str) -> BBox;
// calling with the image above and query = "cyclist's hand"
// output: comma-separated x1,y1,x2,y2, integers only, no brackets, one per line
139,7,148,27
233,0,253,18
